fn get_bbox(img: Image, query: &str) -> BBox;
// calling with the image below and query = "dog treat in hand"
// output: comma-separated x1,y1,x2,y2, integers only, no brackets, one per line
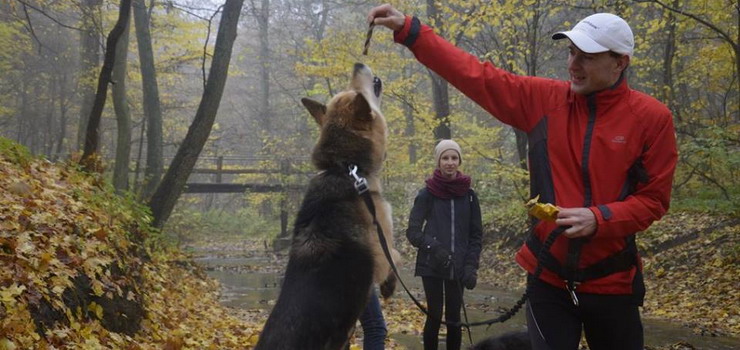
525,195,559,222
363,23,375,55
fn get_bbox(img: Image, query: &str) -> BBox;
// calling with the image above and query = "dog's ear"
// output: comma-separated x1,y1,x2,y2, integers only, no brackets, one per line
301,98,327,125
352,93,373,121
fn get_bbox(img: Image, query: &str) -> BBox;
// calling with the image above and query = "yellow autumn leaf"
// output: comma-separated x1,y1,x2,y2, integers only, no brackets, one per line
0,337,17,350
0,283,26,304
88,301,104,319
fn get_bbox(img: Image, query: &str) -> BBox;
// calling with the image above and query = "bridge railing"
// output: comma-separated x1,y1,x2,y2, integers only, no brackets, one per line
166,156,313,193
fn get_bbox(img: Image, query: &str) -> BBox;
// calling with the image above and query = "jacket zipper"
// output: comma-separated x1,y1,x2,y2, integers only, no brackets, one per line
450,199,455,279
582,95,597,207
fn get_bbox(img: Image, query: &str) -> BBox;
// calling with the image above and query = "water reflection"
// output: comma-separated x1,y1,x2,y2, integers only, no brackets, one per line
194,254,739,350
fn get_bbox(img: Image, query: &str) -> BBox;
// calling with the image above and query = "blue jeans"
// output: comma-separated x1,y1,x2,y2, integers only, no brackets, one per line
359,289,387,350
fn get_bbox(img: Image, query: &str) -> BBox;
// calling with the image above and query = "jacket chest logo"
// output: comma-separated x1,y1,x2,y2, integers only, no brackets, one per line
611,135,626,144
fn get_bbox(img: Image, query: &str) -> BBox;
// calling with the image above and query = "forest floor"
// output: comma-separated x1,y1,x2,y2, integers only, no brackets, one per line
0,138,737,349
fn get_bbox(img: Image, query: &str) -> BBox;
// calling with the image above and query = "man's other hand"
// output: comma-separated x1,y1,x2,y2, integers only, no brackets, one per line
556,207,597,238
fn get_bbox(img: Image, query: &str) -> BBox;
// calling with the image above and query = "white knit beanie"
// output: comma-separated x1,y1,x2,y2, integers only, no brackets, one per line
434,139,462,167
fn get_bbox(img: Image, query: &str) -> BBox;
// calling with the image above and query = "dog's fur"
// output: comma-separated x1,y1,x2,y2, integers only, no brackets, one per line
255,63,399,350
471,331,531,350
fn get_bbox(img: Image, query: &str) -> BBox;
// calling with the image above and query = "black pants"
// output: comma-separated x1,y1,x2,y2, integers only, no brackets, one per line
526,277,644,350
422,277,463,350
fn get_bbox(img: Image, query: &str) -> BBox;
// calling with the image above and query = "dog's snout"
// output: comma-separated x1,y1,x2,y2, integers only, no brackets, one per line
353,63,367,74
373,77,382,97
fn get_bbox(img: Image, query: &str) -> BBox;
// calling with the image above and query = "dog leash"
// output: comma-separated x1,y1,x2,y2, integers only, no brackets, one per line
349,164,463,328
456,278,474,345
348,165,431,315
349,164,565,329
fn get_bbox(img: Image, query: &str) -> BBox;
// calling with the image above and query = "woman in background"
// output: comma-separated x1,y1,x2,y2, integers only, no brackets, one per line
406,139,483,350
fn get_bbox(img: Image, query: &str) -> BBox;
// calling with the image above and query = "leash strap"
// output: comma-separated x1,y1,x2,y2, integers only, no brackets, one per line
349,165,565,328
349,165,459,327
565,238,585,306
456,278,474,345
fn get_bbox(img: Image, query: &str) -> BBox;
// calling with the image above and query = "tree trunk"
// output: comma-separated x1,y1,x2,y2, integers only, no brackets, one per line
55,71,70,159
77,0,102,151
80,0,133,170
405,102,417,164
112,13,132,192
516,2,544,170
426,0,451,140
148,0,245,229
133,0,164,199
251,0,271,134
661,1,678,121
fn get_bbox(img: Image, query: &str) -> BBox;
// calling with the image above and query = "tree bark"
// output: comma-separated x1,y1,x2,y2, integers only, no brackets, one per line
133,0,164,199
80,0,133,170
426,0,451,140
251,0,271,134
515,1,545,170
148,0,245,229
77,0,102,151
661,2,677,121
112,13,132,192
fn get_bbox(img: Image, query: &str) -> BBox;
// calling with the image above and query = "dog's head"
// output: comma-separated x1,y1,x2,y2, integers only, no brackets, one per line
301,63,387,174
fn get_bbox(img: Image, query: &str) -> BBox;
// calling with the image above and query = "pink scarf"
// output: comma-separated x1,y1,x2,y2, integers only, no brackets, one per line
425,169,471,199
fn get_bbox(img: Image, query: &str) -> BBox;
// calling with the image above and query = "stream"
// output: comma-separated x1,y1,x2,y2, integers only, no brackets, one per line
192,248,739,350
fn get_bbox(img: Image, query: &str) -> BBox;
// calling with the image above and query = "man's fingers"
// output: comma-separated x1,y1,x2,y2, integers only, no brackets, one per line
556,216,576,227
367,4,392,23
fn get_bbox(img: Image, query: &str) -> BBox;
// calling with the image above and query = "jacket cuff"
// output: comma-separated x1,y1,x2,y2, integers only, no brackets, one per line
589,205,612,237
393,16,421,48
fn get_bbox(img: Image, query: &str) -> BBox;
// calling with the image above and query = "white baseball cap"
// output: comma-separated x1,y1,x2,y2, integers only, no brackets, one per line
552,13,634,57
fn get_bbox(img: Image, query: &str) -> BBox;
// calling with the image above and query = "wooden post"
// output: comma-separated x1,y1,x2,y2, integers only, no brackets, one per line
216,156,223,183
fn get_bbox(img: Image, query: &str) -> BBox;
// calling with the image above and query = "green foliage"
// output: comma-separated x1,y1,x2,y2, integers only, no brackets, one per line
483,198,529,248
0,136,34,167
165,206,279,245
672,125,739,215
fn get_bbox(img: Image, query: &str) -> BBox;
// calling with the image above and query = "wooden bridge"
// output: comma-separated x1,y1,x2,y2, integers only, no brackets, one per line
177,156,312,242
180,156,312,193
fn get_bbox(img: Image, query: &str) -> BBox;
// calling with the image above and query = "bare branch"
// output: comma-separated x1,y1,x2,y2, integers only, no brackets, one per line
633,0,737,51
14,0,84,31
21,4,43,53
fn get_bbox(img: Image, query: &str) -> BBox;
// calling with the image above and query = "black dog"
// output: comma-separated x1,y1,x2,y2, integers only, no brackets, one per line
471,331,531,350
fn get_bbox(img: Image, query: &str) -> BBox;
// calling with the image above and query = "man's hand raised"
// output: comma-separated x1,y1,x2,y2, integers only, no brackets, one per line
367,4,405,31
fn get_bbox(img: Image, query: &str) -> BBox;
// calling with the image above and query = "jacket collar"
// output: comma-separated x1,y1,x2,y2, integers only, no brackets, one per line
569,73,630,107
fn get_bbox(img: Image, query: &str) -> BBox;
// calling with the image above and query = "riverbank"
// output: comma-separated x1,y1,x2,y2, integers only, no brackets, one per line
190,225,739,349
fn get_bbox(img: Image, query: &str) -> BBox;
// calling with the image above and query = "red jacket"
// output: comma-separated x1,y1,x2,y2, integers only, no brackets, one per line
395,16,677,295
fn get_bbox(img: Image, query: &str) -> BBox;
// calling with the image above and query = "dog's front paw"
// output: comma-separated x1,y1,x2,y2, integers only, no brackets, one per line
379,273,397,299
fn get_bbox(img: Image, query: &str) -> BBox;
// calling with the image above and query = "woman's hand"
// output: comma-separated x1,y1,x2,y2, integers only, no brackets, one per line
462,266,477,290
367,4,405,31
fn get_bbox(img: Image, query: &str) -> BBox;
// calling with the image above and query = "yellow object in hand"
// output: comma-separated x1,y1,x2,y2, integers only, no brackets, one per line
525,195,559,222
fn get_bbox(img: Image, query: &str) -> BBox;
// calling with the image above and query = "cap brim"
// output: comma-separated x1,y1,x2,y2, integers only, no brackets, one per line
552,30,609,54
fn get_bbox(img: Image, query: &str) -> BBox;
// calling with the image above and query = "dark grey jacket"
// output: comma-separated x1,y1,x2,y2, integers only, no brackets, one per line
406,188,483,279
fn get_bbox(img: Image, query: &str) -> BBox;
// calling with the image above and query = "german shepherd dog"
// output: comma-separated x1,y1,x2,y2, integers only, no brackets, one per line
255,63,399,350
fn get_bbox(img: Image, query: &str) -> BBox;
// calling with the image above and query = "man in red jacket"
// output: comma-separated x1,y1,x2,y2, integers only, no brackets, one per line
368,4,678,350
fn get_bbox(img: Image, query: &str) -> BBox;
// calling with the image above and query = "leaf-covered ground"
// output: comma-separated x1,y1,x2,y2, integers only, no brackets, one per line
1,139,737,349
0,143,261,349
